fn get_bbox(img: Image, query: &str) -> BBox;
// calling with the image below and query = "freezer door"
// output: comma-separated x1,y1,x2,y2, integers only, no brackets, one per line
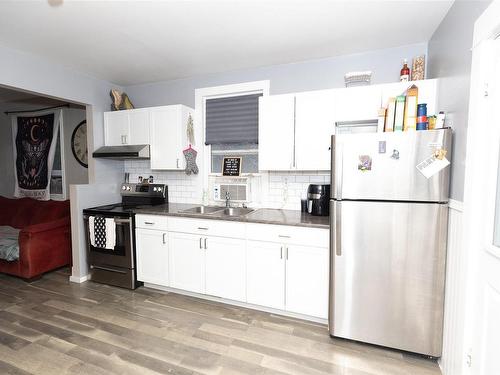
331,129,451,202
329,200,448,356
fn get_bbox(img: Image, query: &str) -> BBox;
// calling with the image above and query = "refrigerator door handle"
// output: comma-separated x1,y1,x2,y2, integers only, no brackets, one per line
337,143,344,199
336,202,342,256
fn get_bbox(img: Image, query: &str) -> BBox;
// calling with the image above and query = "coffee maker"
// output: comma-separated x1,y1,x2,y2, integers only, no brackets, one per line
307,184,330,216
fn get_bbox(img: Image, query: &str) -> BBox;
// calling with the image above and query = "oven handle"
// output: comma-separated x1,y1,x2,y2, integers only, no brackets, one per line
91,265,127,274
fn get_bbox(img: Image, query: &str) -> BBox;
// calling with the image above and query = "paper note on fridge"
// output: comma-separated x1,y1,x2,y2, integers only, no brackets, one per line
416,154,450,179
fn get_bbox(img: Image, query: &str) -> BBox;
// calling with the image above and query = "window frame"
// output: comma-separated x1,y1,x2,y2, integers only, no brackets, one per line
195,81,270,187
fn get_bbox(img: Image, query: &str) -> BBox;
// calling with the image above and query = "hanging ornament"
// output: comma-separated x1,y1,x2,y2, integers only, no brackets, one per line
183,144,199,175
186,114,195,145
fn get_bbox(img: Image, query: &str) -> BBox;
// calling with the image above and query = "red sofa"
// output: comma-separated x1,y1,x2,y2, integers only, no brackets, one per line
0,196,71,280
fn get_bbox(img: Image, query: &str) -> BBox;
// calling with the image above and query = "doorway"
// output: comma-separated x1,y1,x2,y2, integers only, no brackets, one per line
0,86,88,200
462,27,500,375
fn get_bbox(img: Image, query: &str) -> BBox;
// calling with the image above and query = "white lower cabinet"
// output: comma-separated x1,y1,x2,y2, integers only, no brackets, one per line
136,228,169,286
205,236,246,302
247,240,329,318
168,232,206,293
285,244,329,319
135,214,329,320
246,240,285,310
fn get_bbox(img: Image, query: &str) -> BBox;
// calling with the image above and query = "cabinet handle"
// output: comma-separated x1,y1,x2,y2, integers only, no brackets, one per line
162,233,166,244
176,159,179,168
199,237,203,249
204,238,208,250
278,235,290,238
197,227,208,230
144,222,155,225
280,246,283,259
286,247,289,260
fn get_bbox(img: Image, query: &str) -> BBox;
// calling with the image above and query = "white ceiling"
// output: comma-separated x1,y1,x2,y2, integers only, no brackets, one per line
0,1,453,86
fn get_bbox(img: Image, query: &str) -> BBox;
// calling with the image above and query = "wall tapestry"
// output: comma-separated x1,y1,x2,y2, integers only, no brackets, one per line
12,110,61,200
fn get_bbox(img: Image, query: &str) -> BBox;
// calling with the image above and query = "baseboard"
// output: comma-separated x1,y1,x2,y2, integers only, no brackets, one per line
143,282,328,325
69,274,89,283
449,199,464,212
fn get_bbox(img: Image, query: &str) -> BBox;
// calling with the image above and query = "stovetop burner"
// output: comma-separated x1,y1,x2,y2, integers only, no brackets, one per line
83,183,168,218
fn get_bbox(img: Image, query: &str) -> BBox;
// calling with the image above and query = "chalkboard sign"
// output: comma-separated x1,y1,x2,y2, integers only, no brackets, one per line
222,157,242,176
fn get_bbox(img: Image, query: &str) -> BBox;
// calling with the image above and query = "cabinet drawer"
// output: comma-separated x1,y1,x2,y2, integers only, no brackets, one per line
246,223,328,247
167,217,246,238
135,214,168,230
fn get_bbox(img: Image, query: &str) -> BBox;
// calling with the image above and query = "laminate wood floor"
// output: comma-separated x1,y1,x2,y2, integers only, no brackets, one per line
0,269,441,375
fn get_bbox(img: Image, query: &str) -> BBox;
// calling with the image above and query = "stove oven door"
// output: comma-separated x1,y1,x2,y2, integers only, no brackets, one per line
84,214,134,269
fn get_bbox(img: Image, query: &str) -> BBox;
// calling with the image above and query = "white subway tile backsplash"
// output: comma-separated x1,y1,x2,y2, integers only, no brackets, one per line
126,160,330,210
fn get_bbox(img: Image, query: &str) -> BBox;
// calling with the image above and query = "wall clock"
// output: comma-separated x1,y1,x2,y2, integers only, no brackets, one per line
71,120,88,168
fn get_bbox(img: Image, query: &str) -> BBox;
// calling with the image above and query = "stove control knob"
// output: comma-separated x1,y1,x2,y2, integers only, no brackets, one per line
126,186,131,191
122,186,126,190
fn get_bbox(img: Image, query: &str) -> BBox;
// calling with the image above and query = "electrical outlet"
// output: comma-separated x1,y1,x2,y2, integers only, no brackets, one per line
213,185,220,200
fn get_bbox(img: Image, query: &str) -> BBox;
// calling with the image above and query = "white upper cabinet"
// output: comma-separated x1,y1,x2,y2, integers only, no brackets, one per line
258,80,439,171
151,105,187,170
295,90,336,171
104,111,130,146
258,94,295,170
103,105,193,170
150,105,191,170
104,108,150,146
333,85,382,122
128,108,150,145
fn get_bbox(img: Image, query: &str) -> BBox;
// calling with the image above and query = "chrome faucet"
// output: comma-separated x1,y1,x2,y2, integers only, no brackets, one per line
225,191,231,208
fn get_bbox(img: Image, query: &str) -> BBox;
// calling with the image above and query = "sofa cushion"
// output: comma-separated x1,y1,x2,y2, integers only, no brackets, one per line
0,226,20,261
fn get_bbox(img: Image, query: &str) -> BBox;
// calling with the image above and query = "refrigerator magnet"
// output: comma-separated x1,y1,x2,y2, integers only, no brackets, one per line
358,155,372,171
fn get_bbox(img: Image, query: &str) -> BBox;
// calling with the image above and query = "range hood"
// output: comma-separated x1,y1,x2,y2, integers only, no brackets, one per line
92,144,150,160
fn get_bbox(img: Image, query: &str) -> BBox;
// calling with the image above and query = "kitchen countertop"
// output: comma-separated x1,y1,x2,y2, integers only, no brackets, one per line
134,203,329,229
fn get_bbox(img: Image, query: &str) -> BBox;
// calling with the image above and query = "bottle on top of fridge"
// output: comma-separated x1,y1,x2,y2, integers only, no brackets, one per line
400,59,410,82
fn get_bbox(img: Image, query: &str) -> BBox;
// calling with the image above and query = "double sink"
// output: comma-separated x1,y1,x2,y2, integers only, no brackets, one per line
180,206,254,217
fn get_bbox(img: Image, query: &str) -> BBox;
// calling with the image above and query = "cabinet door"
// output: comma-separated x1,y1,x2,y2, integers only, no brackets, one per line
334,85,382,123
246,240,285,310
104,111,129,146
168,232,205,293
205,236,246,302
295,90,335,171
285,245,329,318
135,229,169,286
258,95,295,171
128,109,150,145
150,106,183,170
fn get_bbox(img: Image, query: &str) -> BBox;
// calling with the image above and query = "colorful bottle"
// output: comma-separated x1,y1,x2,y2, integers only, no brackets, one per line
400,59,410,82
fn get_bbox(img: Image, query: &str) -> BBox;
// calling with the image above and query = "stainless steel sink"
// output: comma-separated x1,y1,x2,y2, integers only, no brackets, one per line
180,206,224,215
218,207,254,217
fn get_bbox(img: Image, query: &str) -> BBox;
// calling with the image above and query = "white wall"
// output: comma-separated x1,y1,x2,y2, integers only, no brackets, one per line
0,44,125,281
62,108,89,190
125,43,428,108
0,102,89,198
428,0,491,201
0,44,124,185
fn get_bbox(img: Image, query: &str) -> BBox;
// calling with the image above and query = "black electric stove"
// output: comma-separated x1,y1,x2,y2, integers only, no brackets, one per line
83,183,167,289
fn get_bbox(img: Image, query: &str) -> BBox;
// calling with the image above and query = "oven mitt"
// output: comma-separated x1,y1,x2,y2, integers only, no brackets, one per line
183,147,199,175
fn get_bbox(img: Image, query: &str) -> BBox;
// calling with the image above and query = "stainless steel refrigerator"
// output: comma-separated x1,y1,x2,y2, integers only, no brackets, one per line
329,128,452,357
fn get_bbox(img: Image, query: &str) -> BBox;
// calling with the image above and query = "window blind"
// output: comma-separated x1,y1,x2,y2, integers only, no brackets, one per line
205,93,262,145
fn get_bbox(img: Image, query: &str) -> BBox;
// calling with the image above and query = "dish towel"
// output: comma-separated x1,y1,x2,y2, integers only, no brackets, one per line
89,216,116,250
